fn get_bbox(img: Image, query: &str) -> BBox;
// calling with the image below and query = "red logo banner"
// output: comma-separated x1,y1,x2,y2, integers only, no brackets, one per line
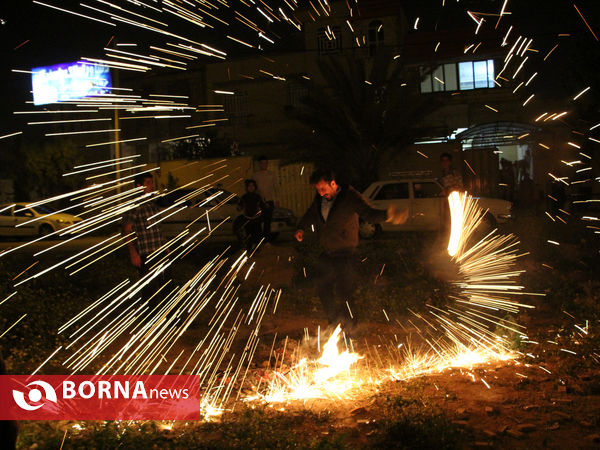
0,375,202,420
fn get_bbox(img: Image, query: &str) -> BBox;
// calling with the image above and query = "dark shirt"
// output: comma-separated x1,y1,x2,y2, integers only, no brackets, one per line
440,168,463,194
240,192,264,219
297,185,388,255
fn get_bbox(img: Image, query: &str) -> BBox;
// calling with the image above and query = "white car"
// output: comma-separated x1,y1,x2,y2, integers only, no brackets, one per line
360,179,513,237
157,188,297,239
0,203,83,238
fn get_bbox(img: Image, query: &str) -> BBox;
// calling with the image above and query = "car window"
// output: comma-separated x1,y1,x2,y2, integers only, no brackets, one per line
225,194,239,205
14,208,34,217
0,206,12,216
32,205,55,214
204,188,237,203
157,190,195,208
374,183,409,200
413,182,441,199
157,193,177,208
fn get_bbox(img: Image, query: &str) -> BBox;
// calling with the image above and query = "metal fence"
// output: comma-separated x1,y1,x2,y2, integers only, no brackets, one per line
271,161,315,218
155,158,315,218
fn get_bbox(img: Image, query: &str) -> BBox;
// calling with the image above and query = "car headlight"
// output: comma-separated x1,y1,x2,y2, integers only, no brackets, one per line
57,219,66,223
498,213,512,219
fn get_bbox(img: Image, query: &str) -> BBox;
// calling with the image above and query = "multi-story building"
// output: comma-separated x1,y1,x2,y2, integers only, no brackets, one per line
123,0,578,203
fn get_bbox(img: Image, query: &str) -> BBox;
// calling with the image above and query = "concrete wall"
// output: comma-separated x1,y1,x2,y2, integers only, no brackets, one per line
383,142,462,179
384,142,501,198
152,157,316,217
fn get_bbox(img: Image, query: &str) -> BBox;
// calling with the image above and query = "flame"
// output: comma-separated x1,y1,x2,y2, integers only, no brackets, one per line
248,329,514,405
200,400,224,419
250,325,363,403
447,191,466,257
314,325,360,383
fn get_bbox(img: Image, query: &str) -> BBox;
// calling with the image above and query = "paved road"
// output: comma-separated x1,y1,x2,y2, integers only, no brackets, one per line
0,231,295,255
0,236,111,254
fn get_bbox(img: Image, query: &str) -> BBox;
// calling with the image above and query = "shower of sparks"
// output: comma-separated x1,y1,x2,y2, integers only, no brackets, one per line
1,0,597,427
245,192,535,405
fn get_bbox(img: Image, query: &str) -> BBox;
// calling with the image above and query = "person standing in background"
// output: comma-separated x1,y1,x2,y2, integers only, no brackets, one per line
499,158,515,203
122,173,169,314
439,152,464,239
439,152,464,196
252,156,279,241
238,179,265,251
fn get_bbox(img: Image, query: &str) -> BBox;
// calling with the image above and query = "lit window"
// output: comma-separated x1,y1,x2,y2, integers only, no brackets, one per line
444,63,458,91
420,60,495,93
458,62,474,90
458,60,495,89
432,66,444,92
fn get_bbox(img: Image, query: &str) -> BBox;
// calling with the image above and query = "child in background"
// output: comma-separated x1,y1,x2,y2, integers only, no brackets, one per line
239,179,265,251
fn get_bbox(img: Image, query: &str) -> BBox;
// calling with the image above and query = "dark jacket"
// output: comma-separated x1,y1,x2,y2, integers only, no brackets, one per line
297,185,388,255
239,192,265,219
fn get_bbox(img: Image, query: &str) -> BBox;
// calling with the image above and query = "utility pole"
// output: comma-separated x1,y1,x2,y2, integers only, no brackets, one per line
113,70,121,194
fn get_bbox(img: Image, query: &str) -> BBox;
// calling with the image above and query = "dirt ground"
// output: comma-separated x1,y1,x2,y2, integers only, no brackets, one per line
192,243,600,449
229,318,600,449
9,235,600,448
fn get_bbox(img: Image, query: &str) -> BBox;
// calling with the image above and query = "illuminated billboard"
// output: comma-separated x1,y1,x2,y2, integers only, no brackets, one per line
31,62,112,106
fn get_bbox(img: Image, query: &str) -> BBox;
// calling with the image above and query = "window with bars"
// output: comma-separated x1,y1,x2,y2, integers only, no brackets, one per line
317,26,342,55
420,59,495,93
288,82,309,108
368,20,384,55
223,91,249,124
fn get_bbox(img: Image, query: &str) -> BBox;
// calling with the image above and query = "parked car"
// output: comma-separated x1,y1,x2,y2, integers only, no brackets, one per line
156,188,296,239
0,203,83,238
359,179,513,238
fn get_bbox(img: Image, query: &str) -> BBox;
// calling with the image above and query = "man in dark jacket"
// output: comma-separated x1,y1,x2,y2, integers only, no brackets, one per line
295,169,407,327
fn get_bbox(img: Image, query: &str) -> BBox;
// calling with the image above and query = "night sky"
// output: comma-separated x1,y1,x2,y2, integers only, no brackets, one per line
1,0,599,133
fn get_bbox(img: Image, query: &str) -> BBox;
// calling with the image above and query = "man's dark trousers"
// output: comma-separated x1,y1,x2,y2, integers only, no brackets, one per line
139,255,171,313
263,200,274,239
315,252,358,326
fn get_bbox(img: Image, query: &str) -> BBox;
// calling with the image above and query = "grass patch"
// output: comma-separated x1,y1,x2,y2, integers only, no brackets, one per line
17,407,342,449
16,400,464,450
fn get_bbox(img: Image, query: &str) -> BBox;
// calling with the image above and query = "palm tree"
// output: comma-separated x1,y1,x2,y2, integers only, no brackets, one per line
281,49,444,190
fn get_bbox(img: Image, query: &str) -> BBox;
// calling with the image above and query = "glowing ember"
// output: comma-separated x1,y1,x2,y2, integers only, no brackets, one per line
389,342,514,382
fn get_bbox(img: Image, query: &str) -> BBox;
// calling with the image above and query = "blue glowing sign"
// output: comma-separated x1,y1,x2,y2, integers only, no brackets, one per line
31,62,112,106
